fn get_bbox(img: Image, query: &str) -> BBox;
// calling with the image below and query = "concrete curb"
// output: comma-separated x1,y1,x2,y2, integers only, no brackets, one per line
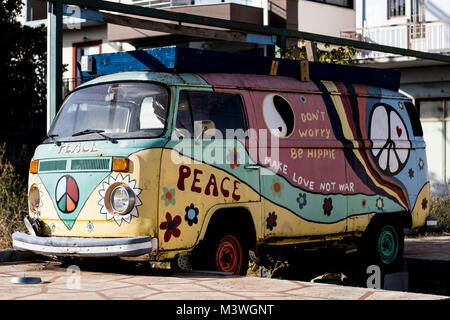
0,249,46,263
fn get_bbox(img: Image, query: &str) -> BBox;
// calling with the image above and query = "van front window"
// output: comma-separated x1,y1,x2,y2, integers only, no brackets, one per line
47,82,169,142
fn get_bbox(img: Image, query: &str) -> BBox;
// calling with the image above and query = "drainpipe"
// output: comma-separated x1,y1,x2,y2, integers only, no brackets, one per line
443,100,447,184
362,0,366,39
263,0,269,56
263,0,268,26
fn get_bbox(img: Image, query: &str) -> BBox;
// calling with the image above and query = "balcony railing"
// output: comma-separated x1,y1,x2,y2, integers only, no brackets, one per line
340,19,450,59
128,0,265,9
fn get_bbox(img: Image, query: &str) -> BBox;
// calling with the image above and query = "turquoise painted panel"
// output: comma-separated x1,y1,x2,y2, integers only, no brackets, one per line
77,72,209,89
33,138,167,160
39,171,110,230
167,139,405,224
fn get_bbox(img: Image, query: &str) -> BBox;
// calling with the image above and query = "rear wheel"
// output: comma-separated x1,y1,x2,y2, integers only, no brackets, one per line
360,216,404,270
377,225,401,265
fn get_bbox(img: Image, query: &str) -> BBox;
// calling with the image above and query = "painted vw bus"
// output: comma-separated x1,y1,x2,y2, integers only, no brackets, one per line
13,47,429,274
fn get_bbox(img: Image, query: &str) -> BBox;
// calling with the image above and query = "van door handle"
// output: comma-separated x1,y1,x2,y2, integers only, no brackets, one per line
244,165,260,170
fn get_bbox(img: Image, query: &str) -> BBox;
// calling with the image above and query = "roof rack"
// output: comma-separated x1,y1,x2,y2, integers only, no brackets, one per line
80,46,401,91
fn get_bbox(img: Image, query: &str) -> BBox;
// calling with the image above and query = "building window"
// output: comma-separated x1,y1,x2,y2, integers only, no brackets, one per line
388,0,406,18
71,41,102,90
410,0,426,39
306,0,354,10
26,0,47,21
419,99,450,185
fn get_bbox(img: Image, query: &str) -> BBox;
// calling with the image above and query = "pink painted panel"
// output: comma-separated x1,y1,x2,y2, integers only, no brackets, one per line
199,73,320,92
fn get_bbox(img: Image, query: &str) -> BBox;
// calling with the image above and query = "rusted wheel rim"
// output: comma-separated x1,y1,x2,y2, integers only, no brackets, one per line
215,235,242,274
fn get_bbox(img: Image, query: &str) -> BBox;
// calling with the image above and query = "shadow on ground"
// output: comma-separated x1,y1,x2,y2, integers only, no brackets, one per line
267,248,450,297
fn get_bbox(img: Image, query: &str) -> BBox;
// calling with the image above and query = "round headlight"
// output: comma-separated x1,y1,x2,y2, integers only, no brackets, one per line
29,184,40,214
110,185,135,215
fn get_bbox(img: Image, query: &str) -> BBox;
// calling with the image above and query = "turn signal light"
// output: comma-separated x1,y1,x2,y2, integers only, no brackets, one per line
29,160,39,174
112,158,130,172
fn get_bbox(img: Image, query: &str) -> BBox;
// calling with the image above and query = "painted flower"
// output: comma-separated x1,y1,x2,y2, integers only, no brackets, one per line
376,197,384,211
362,199,367,208
98,174,142,226
160,212,182,242
418,158,424,170
408,168,414,179
184,203,199,226
161,187,176,206
227,148,240,169
297,193,307,209
271,178,283,197
422,198,428,210
323,198,333,216
266,212,277,231
87,221,94,233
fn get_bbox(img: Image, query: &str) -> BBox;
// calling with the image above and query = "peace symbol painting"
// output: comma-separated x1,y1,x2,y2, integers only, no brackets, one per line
55,175,79,213
251,79,428,228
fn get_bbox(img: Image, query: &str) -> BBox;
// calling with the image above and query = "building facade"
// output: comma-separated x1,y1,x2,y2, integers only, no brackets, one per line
17,0,354,173
22,0,355,91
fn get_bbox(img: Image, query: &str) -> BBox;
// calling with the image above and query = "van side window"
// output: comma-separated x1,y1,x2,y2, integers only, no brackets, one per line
404,102,423,137
175,92,194,138
176,91,246,139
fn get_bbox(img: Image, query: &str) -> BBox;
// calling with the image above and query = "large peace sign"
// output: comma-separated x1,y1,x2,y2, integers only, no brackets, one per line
55,175,79,213
369,104,411,176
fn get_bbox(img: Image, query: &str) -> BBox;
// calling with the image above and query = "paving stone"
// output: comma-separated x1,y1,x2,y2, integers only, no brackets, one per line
147,283,214,292
101,285,160,299
0,236,449,300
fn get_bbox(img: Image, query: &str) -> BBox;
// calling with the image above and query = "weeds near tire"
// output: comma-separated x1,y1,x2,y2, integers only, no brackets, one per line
0,143,28,249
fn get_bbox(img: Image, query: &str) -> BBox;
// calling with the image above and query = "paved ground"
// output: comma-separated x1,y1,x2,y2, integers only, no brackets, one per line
404,236,450,261
0,236,448,300
0,261,447,300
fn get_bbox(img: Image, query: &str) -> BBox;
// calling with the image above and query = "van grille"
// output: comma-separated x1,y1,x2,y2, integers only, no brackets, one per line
71,159,110,171
39,160,67,172
38,158,111,173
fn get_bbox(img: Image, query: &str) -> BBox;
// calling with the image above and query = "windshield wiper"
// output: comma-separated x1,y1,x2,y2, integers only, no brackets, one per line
44,134,61,146
72,129,117,143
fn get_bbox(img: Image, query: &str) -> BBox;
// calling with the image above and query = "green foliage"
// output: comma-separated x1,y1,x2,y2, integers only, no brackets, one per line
0,143,28,249
278,40,358,65
0,0,47,156
429,194,450,230
0,0,23,23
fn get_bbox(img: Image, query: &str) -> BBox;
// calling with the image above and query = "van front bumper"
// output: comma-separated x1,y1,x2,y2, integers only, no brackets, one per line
12,232,156,257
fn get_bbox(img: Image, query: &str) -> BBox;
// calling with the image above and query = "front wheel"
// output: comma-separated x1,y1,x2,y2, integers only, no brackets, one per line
213,233,249,275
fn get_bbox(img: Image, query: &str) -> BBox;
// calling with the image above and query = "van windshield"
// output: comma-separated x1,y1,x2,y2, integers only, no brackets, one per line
47,82,169,142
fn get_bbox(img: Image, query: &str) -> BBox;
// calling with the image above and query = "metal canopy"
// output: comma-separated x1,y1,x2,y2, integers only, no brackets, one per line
46,0,450,129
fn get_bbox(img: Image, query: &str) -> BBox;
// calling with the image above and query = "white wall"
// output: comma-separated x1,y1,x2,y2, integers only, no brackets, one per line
426,0,450,20
356,0,411,29
62,26,134,81
356,0,450,29
298,0,355,37
422,121,443,183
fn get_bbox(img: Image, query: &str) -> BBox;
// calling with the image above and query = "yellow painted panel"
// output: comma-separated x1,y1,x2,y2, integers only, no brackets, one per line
157,150,261,251
33,148,163,237
411,182,430,229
